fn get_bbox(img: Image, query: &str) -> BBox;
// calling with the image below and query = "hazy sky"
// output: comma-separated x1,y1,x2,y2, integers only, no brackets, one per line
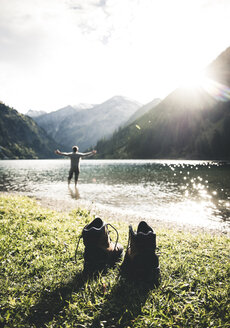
0,0,229,113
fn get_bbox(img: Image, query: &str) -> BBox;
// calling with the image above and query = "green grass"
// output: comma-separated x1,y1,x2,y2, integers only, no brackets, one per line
0,194,229,328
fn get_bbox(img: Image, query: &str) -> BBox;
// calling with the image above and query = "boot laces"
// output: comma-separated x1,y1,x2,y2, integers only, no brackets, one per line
107,223,119,250
126,225,132,250
74,228,84,265
74,223,119,265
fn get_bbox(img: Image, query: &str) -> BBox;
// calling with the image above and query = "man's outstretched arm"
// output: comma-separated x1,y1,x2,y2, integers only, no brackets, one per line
80,150,97,158
55,149,70,156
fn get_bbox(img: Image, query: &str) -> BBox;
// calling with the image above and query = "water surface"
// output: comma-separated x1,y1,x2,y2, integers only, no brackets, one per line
0,159,229,230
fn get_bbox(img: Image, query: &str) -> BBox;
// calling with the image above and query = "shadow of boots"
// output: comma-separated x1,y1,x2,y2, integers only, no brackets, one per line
27,272,86,327
90,274,155,328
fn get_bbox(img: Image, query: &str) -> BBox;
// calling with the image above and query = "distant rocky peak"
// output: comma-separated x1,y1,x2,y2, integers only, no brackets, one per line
26,109,46,117
106,95,142,106
72,103,96,110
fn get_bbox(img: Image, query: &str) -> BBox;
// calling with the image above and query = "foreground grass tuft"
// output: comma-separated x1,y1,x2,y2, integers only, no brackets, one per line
0,194,229,327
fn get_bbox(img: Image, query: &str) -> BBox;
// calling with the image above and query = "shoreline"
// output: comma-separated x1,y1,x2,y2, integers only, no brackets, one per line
34,194,229,235
1,191,229,235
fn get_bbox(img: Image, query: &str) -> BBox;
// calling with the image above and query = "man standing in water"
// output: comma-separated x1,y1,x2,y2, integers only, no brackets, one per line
55,146,97,187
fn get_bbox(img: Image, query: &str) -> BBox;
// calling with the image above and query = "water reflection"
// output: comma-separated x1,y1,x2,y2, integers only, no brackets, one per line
0,159,229,229
68,186,80,200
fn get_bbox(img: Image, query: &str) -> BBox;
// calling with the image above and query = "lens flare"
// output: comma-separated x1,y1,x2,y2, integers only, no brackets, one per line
180,69,230,102
201,78,230,102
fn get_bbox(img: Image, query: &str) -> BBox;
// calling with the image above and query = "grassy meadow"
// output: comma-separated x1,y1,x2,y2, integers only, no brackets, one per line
0,194,229,328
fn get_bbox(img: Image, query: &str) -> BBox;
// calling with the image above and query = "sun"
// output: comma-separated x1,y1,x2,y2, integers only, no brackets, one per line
178,68,230,102
179,70,208,90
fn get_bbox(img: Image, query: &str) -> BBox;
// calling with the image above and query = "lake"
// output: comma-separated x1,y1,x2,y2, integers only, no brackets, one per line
0,159,229,230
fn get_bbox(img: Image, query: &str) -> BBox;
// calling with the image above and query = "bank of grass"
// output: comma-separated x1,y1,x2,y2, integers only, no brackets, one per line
0,194,229,328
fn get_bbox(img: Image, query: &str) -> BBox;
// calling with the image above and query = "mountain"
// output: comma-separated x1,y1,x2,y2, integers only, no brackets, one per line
205,47,230,86
33,96,142,151
32,105,85,138
72,103,96,110
26,109,47,118
95,47,230,160
0,103,61,159
125,98,161,126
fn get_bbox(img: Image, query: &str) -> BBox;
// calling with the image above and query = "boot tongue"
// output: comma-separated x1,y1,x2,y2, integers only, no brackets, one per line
82,217,110,248
137,221,153,234
136,221,156,250
85,217,104,231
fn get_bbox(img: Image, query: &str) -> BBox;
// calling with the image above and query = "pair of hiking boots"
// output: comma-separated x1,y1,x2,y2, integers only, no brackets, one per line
75,217,160,286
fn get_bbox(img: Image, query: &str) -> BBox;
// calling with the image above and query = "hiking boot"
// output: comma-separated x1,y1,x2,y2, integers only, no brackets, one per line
121,221,160,286
76,217,123,274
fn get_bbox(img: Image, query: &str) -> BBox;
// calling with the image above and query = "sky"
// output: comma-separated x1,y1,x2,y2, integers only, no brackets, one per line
0,0,230,114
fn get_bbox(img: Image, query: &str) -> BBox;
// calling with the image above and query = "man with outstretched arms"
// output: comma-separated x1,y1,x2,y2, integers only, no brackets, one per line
55,146,97,186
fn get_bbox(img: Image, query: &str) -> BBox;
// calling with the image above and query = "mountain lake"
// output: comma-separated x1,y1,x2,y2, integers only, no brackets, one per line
0,159,229,231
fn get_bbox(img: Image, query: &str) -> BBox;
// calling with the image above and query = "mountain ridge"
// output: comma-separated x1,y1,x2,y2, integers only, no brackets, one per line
2,46,229,160
33,95,142,151
95,47,230,160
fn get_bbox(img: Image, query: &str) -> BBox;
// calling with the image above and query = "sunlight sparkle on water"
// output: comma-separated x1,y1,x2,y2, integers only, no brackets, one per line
0,159,229,230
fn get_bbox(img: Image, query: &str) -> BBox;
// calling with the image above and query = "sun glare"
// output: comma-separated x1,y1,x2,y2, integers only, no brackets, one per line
205,80,230,102
180,70,208,89
179,70,230,102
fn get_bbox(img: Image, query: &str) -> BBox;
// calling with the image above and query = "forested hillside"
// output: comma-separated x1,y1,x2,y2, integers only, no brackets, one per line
0,103,60,159
95,47,230,160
